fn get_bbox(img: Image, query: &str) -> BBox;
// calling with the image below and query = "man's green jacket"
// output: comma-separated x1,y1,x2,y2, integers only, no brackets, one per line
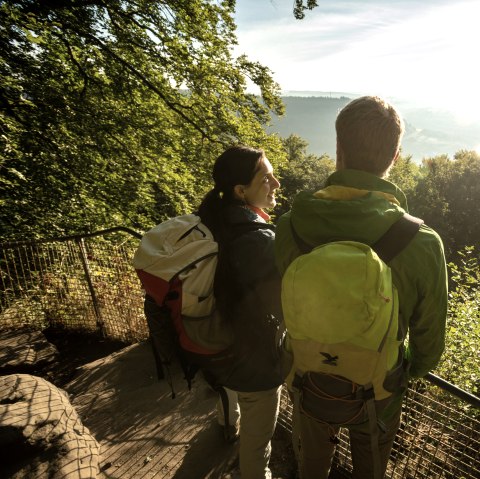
275,169,448,381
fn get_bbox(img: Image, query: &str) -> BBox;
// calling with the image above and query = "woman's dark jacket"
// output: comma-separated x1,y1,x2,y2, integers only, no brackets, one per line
211,204,287,392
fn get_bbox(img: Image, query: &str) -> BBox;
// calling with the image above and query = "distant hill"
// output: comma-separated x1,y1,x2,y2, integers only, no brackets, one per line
267,94,480,162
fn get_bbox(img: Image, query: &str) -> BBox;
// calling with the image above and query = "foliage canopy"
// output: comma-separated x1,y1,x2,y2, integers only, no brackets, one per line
273,134,334,218
437,247,480,396
0,0,286,238
404,150,480,261
293,0,319,20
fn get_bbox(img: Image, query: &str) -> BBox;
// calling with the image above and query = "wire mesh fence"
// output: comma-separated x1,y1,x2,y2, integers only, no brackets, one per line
0,228,146,343
278,382,480,479
1,229,479,478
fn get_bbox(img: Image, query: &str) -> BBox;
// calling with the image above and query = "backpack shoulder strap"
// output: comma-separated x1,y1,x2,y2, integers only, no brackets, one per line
290,212,423,263
290,220,314,254
372,213,423,263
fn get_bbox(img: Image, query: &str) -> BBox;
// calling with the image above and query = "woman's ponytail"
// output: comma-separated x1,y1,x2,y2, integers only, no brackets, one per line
197,187,225,239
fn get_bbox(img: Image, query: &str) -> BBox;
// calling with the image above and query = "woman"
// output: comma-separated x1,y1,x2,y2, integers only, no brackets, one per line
198,145,287,479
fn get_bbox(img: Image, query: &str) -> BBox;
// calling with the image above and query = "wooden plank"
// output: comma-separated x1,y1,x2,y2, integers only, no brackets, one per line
66,342,238,479
0,329,58,372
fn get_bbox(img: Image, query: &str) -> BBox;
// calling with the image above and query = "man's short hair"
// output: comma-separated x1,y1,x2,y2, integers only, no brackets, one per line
335,96,405,176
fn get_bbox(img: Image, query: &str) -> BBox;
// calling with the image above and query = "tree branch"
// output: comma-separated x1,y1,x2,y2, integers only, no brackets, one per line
76,29,218,142
60,36,91,99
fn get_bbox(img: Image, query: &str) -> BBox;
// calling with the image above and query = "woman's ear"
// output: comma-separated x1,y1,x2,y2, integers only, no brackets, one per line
233,184,245,201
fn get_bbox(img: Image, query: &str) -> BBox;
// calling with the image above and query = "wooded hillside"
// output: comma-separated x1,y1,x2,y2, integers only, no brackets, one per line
268,95,480,162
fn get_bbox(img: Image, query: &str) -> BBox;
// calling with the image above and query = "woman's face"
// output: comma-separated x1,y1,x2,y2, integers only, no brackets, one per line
240,156,280,209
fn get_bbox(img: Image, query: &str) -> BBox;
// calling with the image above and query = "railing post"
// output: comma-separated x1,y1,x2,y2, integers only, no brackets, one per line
76,238,105,336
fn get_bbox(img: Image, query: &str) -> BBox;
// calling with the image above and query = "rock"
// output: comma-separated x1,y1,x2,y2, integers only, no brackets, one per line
0,374,100,478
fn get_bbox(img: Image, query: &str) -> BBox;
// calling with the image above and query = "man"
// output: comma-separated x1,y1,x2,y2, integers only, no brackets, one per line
275,96,447,479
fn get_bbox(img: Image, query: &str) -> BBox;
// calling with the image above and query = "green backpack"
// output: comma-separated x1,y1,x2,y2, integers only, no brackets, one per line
282,213,422,478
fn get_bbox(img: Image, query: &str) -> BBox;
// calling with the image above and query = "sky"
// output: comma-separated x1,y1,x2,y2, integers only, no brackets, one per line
233,0,480,126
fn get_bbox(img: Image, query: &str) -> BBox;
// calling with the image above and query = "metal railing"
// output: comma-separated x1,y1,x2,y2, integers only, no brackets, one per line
278,378,479,478
0,227,145,342
1,229,479,478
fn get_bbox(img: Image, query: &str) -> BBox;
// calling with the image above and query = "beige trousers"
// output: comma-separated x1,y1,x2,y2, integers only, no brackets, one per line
235,386,282,479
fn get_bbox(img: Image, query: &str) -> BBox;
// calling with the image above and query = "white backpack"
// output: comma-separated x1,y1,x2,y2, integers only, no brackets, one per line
133,214,218,318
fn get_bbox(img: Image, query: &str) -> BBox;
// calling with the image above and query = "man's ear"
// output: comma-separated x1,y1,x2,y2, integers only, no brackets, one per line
384,149,400,178
233,184,245,201
393,149,400,163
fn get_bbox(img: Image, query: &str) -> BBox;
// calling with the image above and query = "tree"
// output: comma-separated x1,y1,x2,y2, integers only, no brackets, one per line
273,134,335,218
293,0,319,19
409,151,480,261
437,247,480,395
0,0,287,239
387,154,421,201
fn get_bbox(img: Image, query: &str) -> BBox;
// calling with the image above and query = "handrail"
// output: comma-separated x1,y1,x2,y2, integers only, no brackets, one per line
0,226,143,247
425,372,480,408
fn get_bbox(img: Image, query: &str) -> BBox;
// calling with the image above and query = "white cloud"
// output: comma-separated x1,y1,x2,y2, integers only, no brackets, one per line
234,0,480,123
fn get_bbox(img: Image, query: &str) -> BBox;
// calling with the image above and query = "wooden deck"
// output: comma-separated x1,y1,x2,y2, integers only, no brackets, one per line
65,342,239,478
